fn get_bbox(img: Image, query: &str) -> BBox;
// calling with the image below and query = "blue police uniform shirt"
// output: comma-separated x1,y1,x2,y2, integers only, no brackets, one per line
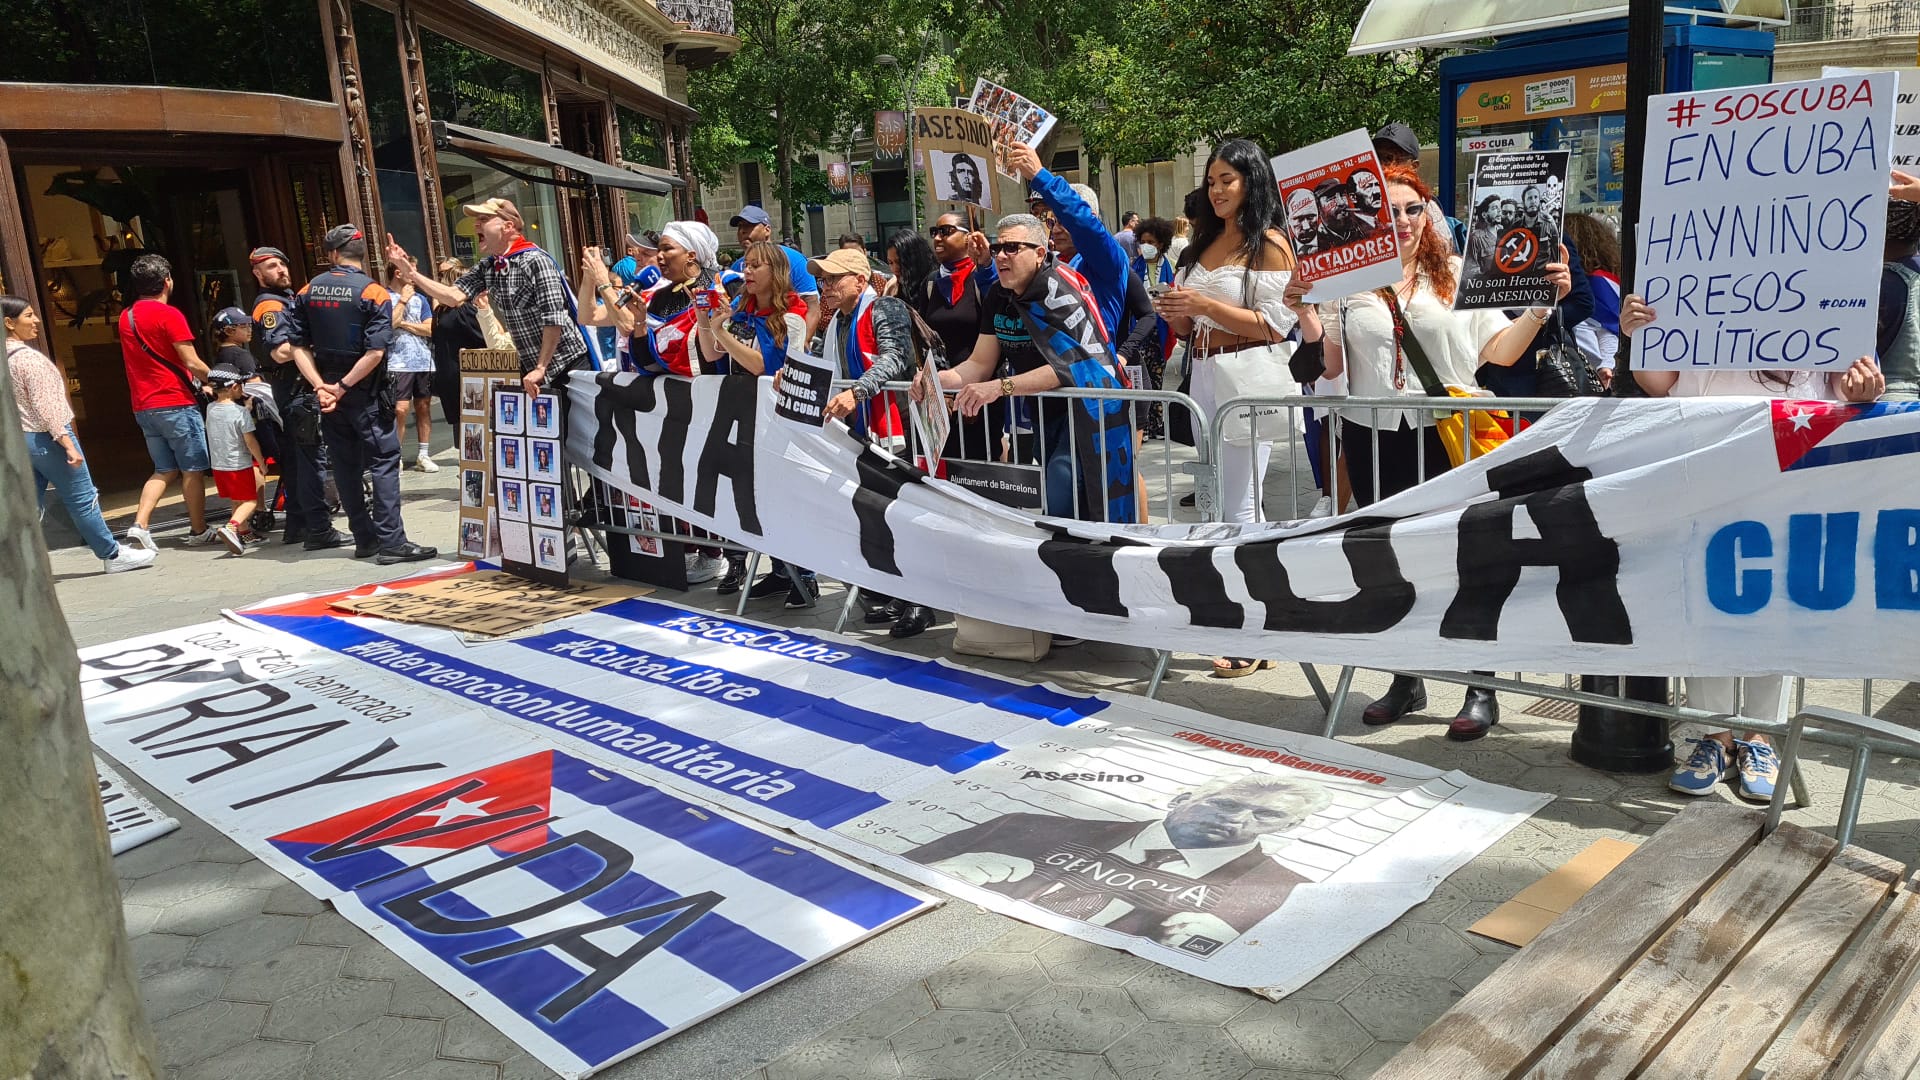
730,246,819,297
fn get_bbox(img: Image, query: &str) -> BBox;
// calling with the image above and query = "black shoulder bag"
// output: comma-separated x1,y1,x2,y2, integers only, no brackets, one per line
1532,308,1599,398
124,305,206,411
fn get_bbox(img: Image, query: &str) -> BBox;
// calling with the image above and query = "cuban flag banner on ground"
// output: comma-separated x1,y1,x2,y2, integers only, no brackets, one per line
267,749,934,1078
570,371,1920,680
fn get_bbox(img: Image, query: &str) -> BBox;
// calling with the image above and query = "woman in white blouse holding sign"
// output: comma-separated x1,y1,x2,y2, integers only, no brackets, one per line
1288,163,1572,741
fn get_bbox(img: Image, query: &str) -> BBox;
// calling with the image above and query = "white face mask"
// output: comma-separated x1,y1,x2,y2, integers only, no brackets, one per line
1139,243,1160,261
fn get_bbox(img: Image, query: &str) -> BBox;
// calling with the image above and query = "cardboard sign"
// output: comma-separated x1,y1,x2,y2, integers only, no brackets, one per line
331,570,649,637
914,108,996,211
775,357,833,426
1634,73,1896,371
1272,130,1402,303
907,335,952,454
1457,150,1571,310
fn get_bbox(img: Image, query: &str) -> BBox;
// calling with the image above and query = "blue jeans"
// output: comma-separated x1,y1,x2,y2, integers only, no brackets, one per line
27,428,119,559
133,404,210,474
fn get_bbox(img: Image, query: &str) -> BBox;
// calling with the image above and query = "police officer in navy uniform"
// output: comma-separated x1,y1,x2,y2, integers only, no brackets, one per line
249,245,346,549
285,224,436,564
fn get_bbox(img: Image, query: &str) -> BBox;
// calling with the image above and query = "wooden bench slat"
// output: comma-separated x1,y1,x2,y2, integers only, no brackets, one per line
1852,964,1920,1080
1520,823,1836,1080
1769,885,1920,1080
1635,847,1900,1080
1371,802,1761,1080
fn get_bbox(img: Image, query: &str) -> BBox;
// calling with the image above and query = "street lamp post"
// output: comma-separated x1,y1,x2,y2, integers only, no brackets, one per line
876,51,926,230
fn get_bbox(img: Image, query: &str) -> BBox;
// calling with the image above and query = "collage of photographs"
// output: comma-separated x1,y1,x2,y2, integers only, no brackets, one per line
964,77,1058,178
489,389,569,575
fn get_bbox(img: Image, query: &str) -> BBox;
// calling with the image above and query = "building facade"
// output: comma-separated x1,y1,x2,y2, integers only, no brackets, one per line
1,0,734,489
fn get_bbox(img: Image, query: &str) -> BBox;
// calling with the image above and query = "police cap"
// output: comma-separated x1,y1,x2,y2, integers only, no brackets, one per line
323,224,365,252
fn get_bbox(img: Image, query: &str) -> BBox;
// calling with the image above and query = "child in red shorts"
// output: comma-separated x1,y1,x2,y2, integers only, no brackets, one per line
204,366,265,555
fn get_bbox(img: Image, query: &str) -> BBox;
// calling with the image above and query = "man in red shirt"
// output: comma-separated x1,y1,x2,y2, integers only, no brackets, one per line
119,254,217,548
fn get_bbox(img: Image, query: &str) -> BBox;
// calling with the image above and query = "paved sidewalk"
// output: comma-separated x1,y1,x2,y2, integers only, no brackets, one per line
53,437,1920,1080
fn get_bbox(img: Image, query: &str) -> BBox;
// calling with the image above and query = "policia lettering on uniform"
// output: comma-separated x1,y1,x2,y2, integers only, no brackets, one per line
283,225,436,565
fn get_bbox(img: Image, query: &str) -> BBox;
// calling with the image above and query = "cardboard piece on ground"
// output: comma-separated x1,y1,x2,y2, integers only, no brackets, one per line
331,570,651,637
1469,837,1640,947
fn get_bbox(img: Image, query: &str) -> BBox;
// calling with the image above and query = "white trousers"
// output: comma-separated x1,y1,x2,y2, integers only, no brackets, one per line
1188,356,1273,524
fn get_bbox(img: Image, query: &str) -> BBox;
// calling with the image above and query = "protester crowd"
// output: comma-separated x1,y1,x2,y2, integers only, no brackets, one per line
12,118,1919,801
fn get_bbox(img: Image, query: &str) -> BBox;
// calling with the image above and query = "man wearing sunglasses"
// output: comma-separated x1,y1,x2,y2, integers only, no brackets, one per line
917,214,1136,528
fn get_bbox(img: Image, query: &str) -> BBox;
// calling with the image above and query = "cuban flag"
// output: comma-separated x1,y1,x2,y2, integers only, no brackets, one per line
1774,399,1920,472
268,749,934,1078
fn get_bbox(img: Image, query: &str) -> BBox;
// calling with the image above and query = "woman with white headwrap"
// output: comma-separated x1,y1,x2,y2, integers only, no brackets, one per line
578,220,724,376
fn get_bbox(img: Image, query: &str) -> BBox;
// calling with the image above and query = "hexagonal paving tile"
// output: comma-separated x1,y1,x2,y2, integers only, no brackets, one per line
1238,1071,1340,1080
140,961,227,1022
122,860,240,909
186,912,311,968
1451,951,1512,991
132,932,194,977
1011,985,1145,1052
388,970,467,1020
980,922,1058,954
1036,937,1153,987
827,983,939,1040
1349,923,1479,980
1339,976,1464,1042
172,1032,311,1080
262,881,328,917
1224,1000,1372,1074
221,943,347,1003
1103,1022,1254,1080
305,1014,443,1079
302,908,374,948
766,1036,901,1080
926,951,1050,1010
442,1009,522,1063
261,975,394,1041
120,902,163,938
153,886,270,936
1288,956,1373,1003
890,1009,1023,1079
1514,767,1624,804
1342,1040,1407,1076
1428,857,1552,906
150,998,268,1069
1124,965,1256,1026
982,1049,1119,1080
409,1058,506,1080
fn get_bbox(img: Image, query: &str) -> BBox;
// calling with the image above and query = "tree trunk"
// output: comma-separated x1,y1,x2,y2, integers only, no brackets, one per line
0,335,159,1078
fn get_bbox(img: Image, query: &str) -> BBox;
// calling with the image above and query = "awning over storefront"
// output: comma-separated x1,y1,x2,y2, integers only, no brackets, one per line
436,121,673,194
1348,0,1787,55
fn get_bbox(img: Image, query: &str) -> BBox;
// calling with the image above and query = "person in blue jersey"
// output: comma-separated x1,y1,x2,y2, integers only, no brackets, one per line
730,205,819,335
1001,141,1129,341
696,240,808,378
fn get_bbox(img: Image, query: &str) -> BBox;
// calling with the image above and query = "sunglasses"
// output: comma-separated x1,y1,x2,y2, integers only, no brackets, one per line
989,241,1041,257
929,224,963,238
1390,203,1428,220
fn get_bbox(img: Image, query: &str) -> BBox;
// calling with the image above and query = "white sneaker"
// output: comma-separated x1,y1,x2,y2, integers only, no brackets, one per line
685,553,726,584
415,452,440,473
183,525,223,546
103,545,157,573
125,525,158,551
216,524,248,556
1307,495,1335,518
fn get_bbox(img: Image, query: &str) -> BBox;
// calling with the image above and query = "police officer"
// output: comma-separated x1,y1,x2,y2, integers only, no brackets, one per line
249,245,345,549
285,225,436,564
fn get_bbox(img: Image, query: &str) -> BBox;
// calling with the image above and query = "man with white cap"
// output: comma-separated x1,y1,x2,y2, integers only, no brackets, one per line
385,198,588,397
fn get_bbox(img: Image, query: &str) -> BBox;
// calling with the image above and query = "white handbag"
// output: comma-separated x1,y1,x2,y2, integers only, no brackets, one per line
951,615,1052,661
1206,339,1300,446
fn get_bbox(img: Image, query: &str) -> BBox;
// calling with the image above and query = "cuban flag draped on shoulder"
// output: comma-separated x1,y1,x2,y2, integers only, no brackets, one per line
1018,259,1138,523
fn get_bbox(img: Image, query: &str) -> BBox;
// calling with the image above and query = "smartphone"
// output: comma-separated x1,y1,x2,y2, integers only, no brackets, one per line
1149,282,1173,298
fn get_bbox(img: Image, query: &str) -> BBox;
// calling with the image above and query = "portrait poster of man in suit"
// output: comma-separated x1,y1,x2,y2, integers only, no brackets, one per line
906,773,1330,956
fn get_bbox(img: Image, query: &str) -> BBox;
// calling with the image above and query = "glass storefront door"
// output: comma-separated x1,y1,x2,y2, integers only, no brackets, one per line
435,150,567,271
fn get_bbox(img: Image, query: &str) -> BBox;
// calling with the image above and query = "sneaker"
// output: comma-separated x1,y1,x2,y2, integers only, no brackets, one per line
1307,495,1335,518
784,575,819,610
716,558,748,595
1669,737,1734,796
1051,635,1084,647
746,571,791,599
125,524,158,552
241,531,270,547
216,524,248,556
415,451,440,473
1735,740,1780,802
183,525,223,546
685,553,725,584
1178,493,1196,508
102,545,157,574
304,529,351,551
375,542,439,565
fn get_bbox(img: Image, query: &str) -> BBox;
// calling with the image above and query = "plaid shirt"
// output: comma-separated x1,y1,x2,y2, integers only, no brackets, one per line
455,244,589,381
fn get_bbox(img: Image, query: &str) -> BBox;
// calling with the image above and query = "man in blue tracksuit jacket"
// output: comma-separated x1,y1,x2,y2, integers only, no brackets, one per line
999,142,1131,340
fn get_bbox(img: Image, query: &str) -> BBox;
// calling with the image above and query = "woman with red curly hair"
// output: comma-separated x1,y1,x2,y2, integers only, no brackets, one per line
1283,164,1572,740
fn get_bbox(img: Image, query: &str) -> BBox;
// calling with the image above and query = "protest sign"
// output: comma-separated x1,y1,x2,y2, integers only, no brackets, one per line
906,340,951,455
330,570,648,637
495,386,569,587
458,348,523,560
963,78,1058,179
874,110,907,165
1634,72,1896,371
1271,130,1401,303
1457,150,1571,310
1825,66,1920,171
774,356,832,426
914,107,996,210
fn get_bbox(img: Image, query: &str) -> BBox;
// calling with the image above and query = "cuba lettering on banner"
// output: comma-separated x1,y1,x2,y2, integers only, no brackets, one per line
1635,72,1896,370
566,369,1920,680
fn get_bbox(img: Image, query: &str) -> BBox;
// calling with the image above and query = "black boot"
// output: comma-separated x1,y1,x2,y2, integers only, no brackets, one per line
865,597,905,625
890,605,935,638
716,556,748,595
1447,686,1500,742
1363,675,1427,726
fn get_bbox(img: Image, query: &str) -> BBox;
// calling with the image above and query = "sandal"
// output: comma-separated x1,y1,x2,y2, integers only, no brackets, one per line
1211,657,1274,679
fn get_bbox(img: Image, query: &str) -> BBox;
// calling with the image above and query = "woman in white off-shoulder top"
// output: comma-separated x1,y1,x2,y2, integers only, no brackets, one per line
1153,138,1299,678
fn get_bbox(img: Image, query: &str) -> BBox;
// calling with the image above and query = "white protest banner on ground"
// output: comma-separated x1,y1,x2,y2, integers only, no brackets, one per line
80,618,937,1080
1825,66,1920,171
1271,130,1401,303
1635,73,1896,371
567,369,1920,680
963,78,1058,179
95,756,178,853
914,107,996,211
1457,150,1571,310
234,589,1542,996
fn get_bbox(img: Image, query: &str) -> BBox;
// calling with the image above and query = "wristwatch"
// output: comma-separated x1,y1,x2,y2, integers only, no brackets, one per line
852,384,873,403
1000,376,1016,397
